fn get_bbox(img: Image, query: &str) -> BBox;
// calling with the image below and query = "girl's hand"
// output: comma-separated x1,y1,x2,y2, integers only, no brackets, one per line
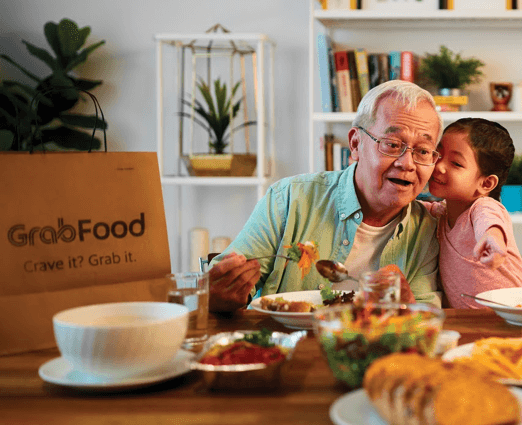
473,226,507,269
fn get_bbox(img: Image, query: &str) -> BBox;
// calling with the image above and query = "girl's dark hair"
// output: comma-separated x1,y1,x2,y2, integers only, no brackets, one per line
443,118,515,201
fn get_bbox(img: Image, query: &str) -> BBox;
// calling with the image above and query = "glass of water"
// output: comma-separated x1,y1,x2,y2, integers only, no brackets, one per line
166,272,209,349
359,269,401,303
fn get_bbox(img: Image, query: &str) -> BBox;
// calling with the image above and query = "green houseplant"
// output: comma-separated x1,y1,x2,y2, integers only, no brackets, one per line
502,154,522,212
178,77,257,176
0,18,107,151
419,45,485,92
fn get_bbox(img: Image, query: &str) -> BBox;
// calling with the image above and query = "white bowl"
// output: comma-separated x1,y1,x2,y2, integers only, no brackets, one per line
53,302,189,378
474,288,522,326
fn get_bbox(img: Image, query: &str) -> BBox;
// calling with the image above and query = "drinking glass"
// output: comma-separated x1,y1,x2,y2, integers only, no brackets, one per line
359,269,401,303
166,272,209,349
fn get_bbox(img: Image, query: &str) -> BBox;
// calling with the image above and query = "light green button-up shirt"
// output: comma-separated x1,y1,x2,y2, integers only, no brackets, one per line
214,162,441,307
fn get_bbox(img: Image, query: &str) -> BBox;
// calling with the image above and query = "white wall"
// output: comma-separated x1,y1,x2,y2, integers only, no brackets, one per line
2,1,522,270
0,0,310,272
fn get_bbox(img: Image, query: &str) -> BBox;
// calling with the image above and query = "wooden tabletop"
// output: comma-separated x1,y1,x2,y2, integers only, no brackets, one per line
1,308,521,425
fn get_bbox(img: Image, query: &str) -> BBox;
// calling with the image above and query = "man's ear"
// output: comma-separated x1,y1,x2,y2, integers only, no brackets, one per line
348,127,361,161
479,174,499,196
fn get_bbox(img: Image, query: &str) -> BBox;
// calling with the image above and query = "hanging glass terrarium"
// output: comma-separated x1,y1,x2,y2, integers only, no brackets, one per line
176,24,259,177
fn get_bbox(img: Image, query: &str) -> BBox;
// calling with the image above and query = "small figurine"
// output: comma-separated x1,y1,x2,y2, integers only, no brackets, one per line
490,82,513,111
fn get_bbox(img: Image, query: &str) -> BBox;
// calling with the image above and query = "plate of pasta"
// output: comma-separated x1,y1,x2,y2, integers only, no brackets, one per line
442,337,522,386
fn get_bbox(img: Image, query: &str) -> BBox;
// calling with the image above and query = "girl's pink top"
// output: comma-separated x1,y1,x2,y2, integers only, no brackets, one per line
436,197,522,308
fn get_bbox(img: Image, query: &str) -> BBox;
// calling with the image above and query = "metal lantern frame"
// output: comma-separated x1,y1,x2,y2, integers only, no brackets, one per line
155,26,276,181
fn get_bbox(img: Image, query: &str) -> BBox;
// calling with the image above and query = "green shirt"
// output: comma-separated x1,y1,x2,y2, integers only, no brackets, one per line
213,163,441,307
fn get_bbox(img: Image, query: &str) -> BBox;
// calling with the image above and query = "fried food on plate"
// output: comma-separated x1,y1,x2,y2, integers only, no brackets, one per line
364,353,520,425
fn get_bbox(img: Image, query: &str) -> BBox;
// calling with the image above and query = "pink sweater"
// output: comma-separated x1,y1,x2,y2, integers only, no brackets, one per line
435,197,522,308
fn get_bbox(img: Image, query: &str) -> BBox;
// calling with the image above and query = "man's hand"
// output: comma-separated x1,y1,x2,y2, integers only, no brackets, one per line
473,226,507,269
208,253,261,312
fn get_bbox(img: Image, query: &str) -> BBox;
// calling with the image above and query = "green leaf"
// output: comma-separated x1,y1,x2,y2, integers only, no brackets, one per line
58,19,90,58
59,113,108,129
0,130,14,150
64,40,105,72
44,22,62,58
0,54,42,83
41,126,101,150
22,41,57,72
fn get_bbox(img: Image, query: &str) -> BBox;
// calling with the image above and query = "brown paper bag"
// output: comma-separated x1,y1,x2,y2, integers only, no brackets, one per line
0,151,172,355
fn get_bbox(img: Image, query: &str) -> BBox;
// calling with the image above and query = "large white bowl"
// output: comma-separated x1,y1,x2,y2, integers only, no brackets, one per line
53,302,189,378
474,288,522,326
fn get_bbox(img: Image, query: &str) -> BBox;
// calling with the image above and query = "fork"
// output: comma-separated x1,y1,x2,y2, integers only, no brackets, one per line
247,254,292,261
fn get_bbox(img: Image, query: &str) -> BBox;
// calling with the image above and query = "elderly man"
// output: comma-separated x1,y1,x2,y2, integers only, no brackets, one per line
209,80,444,312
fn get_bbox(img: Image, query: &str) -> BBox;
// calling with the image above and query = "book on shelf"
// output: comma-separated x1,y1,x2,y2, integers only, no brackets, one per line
324,134,335,171
433,95,468,112
347,50,361,111
368,53,390,89
328,43,340,113
507,0,519,9
317,34,334,113
389,51,401,81
334,50,354,112
400,51,419,83
354,48,370,100
319,0,361,9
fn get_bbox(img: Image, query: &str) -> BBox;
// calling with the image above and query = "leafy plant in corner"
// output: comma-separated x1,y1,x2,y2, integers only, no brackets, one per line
0,18,107,151
179,77,256,154
418,45,485,91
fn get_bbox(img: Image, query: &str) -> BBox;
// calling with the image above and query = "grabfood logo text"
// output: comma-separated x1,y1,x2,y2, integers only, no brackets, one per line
8,213,145,247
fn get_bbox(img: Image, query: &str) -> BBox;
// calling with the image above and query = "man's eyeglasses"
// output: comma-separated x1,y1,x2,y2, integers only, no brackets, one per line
356,126,441,166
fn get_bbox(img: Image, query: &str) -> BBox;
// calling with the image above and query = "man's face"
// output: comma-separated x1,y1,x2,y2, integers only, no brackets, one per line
350,97,440,222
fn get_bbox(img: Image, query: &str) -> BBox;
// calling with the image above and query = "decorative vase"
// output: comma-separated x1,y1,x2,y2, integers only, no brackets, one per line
490,82,513,112
182,153,257,177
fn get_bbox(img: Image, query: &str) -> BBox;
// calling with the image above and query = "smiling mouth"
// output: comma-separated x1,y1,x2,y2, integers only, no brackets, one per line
431,177,445,185
389,178,412,187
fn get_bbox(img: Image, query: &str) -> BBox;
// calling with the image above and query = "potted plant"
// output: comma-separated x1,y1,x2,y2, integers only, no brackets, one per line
502,154,522,212
418,45,485,95
178,77,257,176
0,18,107,151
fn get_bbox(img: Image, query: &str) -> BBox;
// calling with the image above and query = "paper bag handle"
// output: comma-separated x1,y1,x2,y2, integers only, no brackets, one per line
29,88,107,153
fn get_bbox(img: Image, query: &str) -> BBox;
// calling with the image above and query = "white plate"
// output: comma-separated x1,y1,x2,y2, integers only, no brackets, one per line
38,349,195,391
250,290,324,329
474,288,522,326
329,388,522,425
442,342,522,386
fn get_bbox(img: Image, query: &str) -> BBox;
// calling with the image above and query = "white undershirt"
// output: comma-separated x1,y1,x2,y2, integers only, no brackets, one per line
335,216,400,291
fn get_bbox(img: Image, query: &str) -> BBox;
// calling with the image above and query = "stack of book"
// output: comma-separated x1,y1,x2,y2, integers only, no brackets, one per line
324,134,351,171
318,37,419,113
433,95,468,112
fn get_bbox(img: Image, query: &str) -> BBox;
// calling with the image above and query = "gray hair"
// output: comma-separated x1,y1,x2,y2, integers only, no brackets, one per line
352,80,444,142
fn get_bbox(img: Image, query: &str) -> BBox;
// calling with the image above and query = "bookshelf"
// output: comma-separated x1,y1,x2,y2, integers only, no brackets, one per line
309,2,522,173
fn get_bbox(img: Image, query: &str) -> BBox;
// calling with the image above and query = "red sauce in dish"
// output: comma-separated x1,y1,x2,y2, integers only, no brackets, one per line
200,341,287,366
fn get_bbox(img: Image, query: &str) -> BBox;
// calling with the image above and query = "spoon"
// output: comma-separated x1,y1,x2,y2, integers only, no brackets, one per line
315,260,351,282
461,293,514,308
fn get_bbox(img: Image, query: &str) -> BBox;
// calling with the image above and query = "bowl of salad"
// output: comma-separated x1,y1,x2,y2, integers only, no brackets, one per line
313,302,445,389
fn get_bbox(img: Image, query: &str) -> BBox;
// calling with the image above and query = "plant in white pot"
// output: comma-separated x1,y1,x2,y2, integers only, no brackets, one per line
418,45,485,95
179,77,257,177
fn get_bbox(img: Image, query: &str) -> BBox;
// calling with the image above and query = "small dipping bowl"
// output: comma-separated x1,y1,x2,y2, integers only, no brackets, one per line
190,330,306,390
53,302,189,378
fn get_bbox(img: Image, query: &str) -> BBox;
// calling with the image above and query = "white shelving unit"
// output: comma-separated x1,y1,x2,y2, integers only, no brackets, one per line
155,32,276,270
308,2,522,173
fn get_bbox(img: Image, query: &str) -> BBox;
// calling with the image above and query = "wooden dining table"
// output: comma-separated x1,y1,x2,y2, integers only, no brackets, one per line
1,308,522,425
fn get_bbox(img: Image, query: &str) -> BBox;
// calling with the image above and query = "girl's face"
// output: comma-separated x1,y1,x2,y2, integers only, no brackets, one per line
428,131,485,204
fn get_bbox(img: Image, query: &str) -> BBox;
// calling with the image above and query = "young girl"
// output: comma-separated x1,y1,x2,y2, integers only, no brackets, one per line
425,118,522,308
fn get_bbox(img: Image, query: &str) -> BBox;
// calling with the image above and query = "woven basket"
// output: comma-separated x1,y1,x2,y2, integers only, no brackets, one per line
182,153,257,177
